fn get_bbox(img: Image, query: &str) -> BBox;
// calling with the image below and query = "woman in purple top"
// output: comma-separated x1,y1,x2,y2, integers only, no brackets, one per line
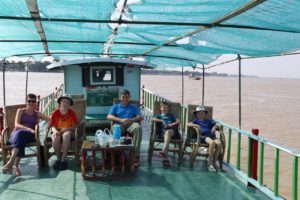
1,93,50,176
191,106,222,172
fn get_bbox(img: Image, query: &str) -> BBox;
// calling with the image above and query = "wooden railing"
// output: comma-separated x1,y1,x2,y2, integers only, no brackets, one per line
216,120,299,200
142,86,299,200
142,86,187,132
39,83,64,115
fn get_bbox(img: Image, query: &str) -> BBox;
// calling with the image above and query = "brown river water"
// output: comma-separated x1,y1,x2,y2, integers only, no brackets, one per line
1,72,299,199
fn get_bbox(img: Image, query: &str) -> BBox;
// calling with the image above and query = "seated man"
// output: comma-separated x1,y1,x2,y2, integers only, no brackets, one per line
152,101,180,167
107,90,143,166
191,106,222,172
50,95,77,170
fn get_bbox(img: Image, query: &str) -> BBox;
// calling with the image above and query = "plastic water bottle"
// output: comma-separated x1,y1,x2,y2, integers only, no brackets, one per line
100,131,107,147
112,124,121,144
107,129,113,146
95,130,101,145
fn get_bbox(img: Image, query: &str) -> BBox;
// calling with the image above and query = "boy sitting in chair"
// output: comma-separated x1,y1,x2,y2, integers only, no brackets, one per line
152,101,180,167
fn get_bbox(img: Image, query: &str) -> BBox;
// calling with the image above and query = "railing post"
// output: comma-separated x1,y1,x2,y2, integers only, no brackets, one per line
274,148,280,197
142,85,145,107
237,132,241,170
292,156,298,200
251,128,259,180
37,95,41,111
0,107,3,149
227,129,232,163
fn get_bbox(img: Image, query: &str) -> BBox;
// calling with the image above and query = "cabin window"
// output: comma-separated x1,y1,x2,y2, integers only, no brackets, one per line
90,66,116,85
82,64,124,86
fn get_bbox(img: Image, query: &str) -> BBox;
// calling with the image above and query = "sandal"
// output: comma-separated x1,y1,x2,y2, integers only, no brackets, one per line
156,152,166,158
1,165,12,173
162,159,171,168
134,158,140,167
12,166,21,176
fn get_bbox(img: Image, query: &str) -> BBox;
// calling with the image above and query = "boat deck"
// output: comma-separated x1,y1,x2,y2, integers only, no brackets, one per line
0,115,270,200
0,145,270,200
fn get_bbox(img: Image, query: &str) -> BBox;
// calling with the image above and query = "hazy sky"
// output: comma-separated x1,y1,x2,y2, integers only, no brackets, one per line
204,54,300,79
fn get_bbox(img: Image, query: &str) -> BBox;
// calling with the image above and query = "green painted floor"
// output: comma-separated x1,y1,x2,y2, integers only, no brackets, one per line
0,115,270,200
0,141,270,200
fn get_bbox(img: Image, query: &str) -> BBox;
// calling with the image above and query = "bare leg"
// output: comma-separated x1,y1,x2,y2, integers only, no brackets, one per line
52,134,62,161
161,130,174,157
213,139,222,167
61,131,71,161
12,157,22,176
2,148,19,172
205,137,216,167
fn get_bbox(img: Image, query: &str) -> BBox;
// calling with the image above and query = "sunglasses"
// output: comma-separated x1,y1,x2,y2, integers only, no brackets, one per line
27,100,36,103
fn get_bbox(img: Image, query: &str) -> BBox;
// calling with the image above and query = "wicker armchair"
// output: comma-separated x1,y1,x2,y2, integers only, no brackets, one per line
1,104,43,167
43,99,86,166
183,105,226,168
148,101,183,164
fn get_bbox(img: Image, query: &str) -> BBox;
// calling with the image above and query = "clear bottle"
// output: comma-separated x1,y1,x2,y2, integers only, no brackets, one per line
95,130,101,145
100,131,107,147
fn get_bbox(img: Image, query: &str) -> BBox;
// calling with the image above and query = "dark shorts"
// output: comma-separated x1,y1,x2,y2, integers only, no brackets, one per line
156,126,180,139
190,133,216,143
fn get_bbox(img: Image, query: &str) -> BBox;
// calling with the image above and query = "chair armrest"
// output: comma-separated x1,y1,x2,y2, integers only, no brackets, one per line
1,126,9,144
216,128,226,149
79,120,86,140
150,121,158,140
34,124,41,146
43,124,52,144
75,119,85,140
186,122,202,145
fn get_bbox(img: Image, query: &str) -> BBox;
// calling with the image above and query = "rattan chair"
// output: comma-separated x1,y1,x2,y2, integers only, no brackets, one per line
1,104,43,167
183,105,226,168
148,101,183,164
44,99,86,166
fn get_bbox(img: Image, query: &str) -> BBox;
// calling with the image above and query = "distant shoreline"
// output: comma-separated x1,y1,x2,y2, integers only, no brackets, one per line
4,62,299,79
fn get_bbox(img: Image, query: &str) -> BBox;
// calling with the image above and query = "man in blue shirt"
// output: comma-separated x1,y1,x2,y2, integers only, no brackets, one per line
191,106,222,172
107,90,143,166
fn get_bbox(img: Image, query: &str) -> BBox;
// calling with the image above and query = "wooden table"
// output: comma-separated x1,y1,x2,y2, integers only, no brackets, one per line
81,140,135,180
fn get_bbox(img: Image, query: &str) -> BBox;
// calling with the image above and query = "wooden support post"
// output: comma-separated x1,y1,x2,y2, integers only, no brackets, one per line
0,107,3,149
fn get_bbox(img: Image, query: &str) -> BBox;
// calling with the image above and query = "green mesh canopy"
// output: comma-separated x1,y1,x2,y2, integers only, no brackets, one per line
0,0,299,69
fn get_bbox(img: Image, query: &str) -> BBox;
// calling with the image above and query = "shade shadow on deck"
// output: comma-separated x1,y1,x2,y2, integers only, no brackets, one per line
0,115,270,200
0,142,270,200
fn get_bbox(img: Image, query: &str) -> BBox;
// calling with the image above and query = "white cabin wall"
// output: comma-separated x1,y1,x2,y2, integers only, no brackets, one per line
62,64,142,116
122,65,141,101
64,65,83,95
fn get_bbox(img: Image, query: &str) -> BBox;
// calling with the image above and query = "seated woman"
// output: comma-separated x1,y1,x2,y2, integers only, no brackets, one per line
152,101,180,167
191,106,222,172
1,93,50,176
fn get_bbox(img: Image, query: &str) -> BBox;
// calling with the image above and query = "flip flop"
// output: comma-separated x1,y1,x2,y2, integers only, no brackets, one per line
156,152,166,158
134,158,140,167
162,159,171,168
1,165,12,173
12,166,21,176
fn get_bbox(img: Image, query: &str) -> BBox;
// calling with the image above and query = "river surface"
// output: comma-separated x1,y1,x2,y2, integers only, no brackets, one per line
1,72,299,199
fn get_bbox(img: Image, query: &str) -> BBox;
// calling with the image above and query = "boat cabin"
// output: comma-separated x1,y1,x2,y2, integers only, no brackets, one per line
47,58,154,126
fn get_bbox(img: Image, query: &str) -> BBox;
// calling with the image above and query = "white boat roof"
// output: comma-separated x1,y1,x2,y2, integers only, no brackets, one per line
47,57,155,70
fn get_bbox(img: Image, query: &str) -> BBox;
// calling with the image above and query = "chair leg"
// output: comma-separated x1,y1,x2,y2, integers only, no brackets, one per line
148,140,154,162
37,145,41,167
75,144,80,164
178,143,183,164
2,149,7,166
190,145,197,167
44,146,49,166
